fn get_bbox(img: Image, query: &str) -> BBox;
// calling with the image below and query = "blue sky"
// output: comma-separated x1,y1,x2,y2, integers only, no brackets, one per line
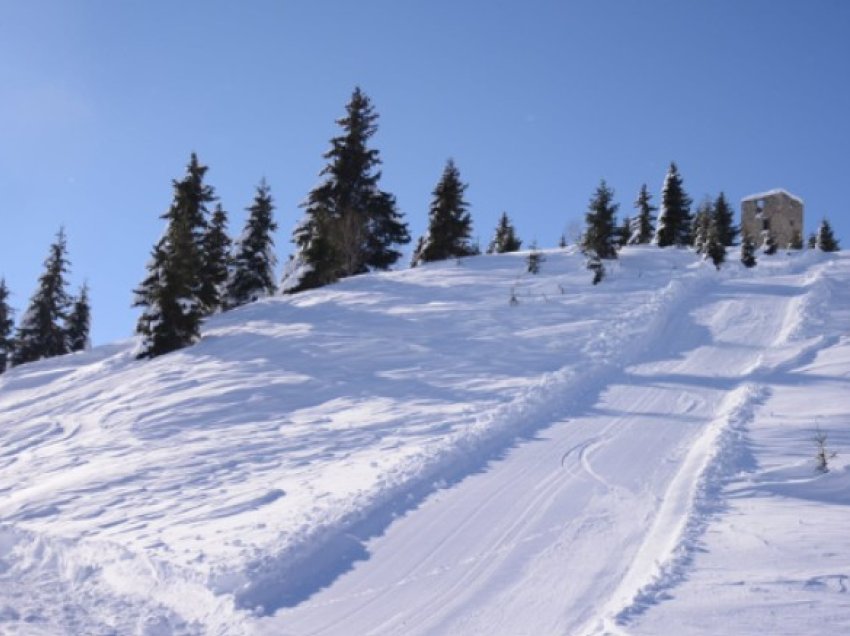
1,0,848,345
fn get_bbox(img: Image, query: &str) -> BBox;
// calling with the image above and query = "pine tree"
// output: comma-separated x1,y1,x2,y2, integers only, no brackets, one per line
807,232,817,249
654,162,692,247
0,279,14,373
134,155,215,359
225,180,279,308
740,237,757,268
580,179,618,260
13,228,73,365
705,218,726,270
487,212,522,253
691,199,713,254
713,192,738,246
628,184,656,245
411,159,475,266
199,203,231,314
281,87,409,292
816,218,840,252
65,283,91,352
587,251,605,285
558,233,567,249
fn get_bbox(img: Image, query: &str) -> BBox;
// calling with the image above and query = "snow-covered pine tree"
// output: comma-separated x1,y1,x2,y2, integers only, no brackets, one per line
13,228,73,365
691,199,713,254
225,180,279,308
705,218,726,270
580,179,618,260
199,203,231,314
0,278,14,373
281,87,409,292
713,192,738,246
628,183,656,245
740,237,757,268
487,212,522,254
134,156,214,359
654,162,692,247
816,218,840,252
65,283,91,352
411,159,475,266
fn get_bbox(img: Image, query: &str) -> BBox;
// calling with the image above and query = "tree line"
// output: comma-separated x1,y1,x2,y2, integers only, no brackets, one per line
0,87,842,369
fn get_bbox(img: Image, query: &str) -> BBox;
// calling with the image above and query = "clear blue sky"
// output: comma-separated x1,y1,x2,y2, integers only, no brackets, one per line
2,0,848,345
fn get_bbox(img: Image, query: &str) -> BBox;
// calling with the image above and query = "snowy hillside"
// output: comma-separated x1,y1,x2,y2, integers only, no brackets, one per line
1,247,848,635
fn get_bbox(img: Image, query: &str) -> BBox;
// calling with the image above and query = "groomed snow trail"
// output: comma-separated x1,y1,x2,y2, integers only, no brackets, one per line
260,256,829,635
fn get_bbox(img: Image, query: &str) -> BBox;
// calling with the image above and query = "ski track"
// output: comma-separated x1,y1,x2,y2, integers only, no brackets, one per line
0,248,846,634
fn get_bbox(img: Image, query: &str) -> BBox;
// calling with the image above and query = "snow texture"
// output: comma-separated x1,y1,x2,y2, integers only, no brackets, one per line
1,247,848,635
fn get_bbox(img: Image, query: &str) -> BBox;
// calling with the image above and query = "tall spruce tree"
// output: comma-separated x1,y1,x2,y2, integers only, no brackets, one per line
654,162,692,247
225,180,279,308
487,212,522,253
13,228,73,365
628,184,656,245
281,87,409,292
199,203,231,314
134,155,215,358
713,192,738,246
0,278,14,373
580,179,619,260
816,218,840,252
411,159,475,266
65,283,91,352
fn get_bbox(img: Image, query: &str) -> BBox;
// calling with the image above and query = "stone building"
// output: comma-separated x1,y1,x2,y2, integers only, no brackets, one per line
741,189,804,248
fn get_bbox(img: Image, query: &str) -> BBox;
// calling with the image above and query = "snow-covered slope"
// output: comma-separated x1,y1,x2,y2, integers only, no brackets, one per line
1,247,848,635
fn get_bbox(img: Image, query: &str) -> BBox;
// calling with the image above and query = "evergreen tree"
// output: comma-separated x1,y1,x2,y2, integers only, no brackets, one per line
691,199,713,254
807,232,817,249
713,192,739,246
0,279,14,373
628,184,656,245
654,162,692,247
411,159,475,266
281,87,409,292
558,233,567,249
65,283,91,352
199,203,231,314
134,155,215,359
816,218,840,252
13,228,73,365
740,237,757,268
580,179,618,260
487,212,522,254
225,180,279,308
789,230,803,250
704,218,726,270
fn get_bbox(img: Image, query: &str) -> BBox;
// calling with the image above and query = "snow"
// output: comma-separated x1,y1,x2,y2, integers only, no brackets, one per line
741,188,805,206
1,247,848,634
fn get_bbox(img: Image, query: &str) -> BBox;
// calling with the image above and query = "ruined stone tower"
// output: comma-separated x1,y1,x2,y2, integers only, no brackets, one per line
741,189,804,248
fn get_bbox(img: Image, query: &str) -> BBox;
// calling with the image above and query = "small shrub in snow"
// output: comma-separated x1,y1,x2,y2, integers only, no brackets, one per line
814,427,837,473
526,243,545,274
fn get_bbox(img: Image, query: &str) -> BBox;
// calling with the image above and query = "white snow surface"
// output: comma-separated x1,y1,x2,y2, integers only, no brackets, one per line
1,247,848,635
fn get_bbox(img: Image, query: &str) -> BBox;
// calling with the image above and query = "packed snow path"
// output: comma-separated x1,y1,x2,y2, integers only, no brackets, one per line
0,248,847,635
